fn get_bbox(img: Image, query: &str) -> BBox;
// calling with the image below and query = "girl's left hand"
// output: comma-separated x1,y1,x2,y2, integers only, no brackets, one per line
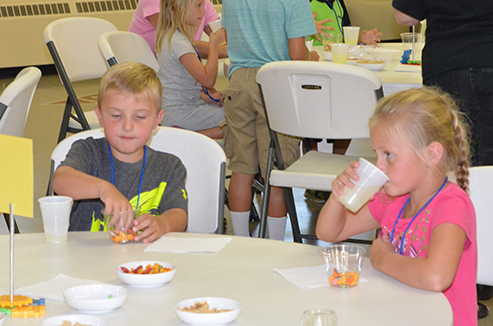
360,29,383,45
132,213,166,243
369,235,394,271
202,89,224,107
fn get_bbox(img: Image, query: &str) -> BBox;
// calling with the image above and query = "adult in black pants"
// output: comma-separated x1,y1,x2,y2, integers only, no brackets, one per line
392,0,493,320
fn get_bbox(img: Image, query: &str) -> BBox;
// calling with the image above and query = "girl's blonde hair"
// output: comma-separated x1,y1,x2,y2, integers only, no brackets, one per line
155,0,195,54
98,62,162,111
369,87,471,193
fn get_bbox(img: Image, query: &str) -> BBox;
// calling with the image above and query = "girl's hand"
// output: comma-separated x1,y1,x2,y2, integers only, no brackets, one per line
369,235,394,271
205,89,225,106
313,11,335,42
331,160,360,200
209,28,226,48
360,29,383,45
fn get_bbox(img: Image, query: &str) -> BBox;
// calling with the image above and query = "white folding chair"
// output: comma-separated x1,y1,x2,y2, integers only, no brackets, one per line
256,61,383,243
43,17,117,143
0,66,42,233
468,166,493,286
0,66,42,137
48,127,226,234
98,31,160,72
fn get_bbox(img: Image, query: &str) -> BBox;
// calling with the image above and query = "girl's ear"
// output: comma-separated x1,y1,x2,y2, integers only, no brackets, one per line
426,141,443,166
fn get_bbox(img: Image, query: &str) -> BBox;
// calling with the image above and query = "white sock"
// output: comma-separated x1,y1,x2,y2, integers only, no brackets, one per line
230,211,250,237
267,216,287,241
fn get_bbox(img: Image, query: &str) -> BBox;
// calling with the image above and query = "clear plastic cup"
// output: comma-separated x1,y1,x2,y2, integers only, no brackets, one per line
400,32,424,60
38,196,73,244
321,32,343,51
103,208,141,244
343,26,360,46
330,43,349,64
301,309,338,326
338,158,388,212
209,19,222,33
322,244,366,288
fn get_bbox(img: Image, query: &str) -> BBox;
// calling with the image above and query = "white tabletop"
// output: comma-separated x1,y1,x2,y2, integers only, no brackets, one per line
1,232,452,326
316,43,423,96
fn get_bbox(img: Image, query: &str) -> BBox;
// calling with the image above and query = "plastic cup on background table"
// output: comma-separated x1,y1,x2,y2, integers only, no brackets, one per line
338,157,388,212
343,26,360,46
330,43,349,64
301,309,338,326
321,32,343,51
400,32,424,61
38,196,73,244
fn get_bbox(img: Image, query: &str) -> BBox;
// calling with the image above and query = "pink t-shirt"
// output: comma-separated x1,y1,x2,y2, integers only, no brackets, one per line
128,0,219,54
369,182,477,326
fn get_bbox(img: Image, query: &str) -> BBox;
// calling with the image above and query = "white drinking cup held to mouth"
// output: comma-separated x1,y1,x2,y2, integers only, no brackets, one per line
38,196,73,243
338,158,389,212
209,19,222,33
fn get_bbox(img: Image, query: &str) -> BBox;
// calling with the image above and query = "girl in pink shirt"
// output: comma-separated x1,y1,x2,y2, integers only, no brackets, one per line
316,87,477,325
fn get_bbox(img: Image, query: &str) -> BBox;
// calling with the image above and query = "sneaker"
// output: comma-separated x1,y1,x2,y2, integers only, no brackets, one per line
478,284,493,301
478,302,489,320
304,190,330,204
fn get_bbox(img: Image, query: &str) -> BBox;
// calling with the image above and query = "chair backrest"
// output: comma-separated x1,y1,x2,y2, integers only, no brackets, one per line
0,67,42,137
43,17,117,83
256,61,383,140
49,127,226,234
468,166,493,286
98,31,160,72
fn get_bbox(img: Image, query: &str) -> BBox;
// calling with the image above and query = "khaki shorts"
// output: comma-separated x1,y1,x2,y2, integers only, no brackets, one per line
222,67,301,179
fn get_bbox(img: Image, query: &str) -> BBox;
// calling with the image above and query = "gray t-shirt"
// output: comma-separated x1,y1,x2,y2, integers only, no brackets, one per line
59,137,188,231
157,30,224,130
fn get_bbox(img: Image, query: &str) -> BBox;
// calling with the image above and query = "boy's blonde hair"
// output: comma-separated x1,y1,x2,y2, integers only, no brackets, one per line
98,62,162,112
369,87,471,192
155,0,195,54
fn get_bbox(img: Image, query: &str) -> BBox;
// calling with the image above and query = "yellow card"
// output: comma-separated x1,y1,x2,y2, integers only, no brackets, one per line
0,134,33,218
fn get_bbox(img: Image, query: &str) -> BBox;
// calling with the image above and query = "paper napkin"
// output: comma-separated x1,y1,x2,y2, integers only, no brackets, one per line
15,274,102,301
393,64,421,73
273,264,367,289
144,235,232,253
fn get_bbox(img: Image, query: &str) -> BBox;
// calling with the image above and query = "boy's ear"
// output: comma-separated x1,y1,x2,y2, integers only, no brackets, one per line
154,109,165,129
94,106,104,127
426,141,443,166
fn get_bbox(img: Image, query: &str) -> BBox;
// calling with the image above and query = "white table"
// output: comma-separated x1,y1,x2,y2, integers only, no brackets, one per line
316,43,423,96
1,232,452,326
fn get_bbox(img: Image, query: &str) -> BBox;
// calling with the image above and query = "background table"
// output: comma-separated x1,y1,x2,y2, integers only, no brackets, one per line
316,43,423,96
0,232,452,326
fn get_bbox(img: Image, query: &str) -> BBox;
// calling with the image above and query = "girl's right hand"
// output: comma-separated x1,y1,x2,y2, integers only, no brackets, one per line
210,28,226,48
331,161,360,200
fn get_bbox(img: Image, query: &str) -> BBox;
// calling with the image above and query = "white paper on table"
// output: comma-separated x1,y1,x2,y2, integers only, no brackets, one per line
393,64,422,73
15,273,102,302
273,264,367,289
144,235,232,253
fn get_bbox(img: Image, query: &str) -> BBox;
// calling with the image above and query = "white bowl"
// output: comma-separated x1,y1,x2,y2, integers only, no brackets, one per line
41,314,108,326
356,61,387,71
364,48,400,62
63,284,127,314
175,297,241,325
116,261,177,287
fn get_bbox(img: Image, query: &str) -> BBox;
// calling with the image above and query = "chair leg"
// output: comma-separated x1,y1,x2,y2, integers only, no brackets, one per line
258,144,276,239
3,213,20,234
58,98,73,143
283,187,302,243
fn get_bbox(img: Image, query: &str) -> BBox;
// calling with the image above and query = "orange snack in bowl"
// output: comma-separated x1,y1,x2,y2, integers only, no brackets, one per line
328,268,359,288
121,263,172,274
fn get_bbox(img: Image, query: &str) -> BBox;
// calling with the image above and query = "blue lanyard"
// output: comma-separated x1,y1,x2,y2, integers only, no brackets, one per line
321,0,344,35
390,177,448,255
191,44,220,103
107,143,146,210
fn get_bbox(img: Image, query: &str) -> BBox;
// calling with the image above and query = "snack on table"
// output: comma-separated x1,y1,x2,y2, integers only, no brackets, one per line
110,230,135,244
60,322,90,326
120,263,172,274
178,301,233,314
329,268,359,288
358,59,385,64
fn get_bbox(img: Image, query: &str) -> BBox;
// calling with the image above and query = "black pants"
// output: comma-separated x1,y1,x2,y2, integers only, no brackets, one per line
425,68,493,166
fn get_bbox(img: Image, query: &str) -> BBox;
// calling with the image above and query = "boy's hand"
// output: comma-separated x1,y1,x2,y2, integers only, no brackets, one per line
210,28,226,48
331,161,360,200
309,51,320,61
100,183,133,230
132,209,187,243
313,11,334,42
360,29,383,45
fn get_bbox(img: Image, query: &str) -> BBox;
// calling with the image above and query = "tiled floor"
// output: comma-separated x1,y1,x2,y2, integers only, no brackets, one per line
1,70,491,324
